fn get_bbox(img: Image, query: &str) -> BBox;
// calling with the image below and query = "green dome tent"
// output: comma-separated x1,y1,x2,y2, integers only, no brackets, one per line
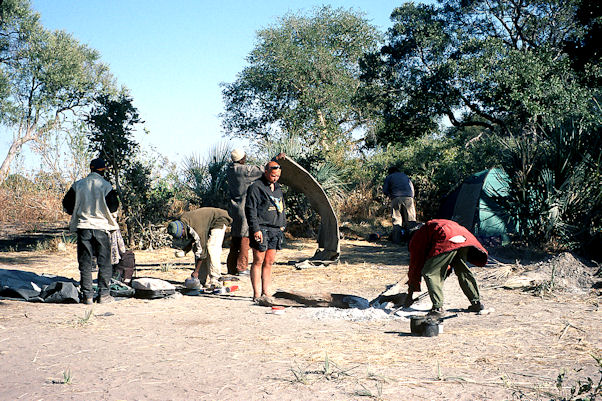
438,168,517,246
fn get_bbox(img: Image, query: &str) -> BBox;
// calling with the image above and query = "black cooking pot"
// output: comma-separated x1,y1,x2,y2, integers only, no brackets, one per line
410,316,440,337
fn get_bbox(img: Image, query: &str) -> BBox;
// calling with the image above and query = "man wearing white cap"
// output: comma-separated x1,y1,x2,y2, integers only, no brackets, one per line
226,149,284,276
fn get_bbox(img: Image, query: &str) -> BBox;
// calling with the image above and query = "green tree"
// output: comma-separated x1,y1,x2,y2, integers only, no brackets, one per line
221,6,381,164
563,1,601,84
87,93,141,197
359,0,597,145
0,0,114,183
120,159,175,250
358,0,601,255
86,93,143,245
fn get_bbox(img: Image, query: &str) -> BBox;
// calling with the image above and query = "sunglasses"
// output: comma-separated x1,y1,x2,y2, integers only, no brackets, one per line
269,166,281,170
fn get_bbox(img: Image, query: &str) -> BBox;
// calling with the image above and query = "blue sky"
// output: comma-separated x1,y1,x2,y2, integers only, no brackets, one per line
15,1,404,169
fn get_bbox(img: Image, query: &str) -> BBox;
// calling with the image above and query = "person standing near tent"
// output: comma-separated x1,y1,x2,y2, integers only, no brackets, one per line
246,160,286,302
167,207,232,289
403,219,488,317
62,158,119,305
383,166,416,243
225,149,285,276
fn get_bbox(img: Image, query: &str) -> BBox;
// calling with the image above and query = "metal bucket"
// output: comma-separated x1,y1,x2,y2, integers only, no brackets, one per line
410,316,440,337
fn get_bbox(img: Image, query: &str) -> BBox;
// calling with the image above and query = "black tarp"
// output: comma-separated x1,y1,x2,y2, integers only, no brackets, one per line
0,269,80,303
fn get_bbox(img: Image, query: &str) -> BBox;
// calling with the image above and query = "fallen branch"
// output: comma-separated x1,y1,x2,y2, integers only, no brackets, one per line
559,321,587,339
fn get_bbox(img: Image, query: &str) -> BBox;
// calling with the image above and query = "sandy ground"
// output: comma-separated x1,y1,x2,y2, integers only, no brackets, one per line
1,237,600,401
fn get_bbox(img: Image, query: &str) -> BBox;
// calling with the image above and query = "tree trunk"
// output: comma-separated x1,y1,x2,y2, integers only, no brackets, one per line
316,109,329,151
0,130,36,184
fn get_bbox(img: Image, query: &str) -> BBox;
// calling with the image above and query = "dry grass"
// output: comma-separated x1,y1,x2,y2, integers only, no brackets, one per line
1,229,600,400
335,183,387,223
0,188,66,223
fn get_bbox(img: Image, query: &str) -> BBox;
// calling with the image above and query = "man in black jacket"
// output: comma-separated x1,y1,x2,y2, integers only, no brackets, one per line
245,160,286,302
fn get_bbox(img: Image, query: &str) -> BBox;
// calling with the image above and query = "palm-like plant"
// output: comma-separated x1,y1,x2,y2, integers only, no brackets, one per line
497,120,601,252
181,142,232,209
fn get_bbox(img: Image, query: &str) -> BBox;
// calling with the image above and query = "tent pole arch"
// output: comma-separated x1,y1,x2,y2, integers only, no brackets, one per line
278,157,340,260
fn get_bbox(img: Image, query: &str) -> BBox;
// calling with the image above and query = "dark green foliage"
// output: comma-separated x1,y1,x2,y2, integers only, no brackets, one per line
86,93,157,247
120,161,174,249
347,129,498,221
563,1,602,82
353,0,602,257
359,0,597,145
497,121,601,257
87,93,142,181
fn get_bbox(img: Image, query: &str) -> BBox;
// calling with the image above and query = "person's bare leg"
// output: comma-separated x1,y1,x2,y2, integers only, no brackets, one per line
261,249,277,297
251,248,266,300
237,237,251,273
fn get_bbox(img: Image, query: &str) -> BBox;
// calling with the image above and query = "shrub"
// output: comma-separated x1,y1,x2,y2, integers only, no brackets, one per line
0,174,66,223
345,129,498,222
180,142,231,210
497,121,601,258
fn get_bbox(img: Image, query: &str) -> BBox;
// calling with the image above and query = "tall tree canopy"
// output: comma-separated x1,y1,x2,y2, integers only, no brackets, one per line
86,93,144,246
0,0,113,183
221,6,381,161
359,0,600,146
87,93,142,186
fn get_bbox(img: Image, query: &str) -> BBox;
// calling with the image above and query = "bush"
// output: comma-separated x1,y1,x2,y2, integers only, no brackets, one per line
345,129,498,222
0,174,66,223
497,121,602,258
180,142,231,210
120,161,176,249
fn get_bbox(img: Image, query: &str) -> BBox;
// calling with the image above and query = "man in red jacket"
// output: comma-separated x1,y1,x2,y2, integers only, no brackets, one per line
404,219,488,318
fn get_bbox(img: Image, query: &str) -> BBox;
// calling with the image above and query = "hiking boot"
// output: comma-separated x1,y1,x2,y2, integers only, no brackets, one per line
83,297,93,305
427,307,446,319
98,294,114,304
467,301,485,313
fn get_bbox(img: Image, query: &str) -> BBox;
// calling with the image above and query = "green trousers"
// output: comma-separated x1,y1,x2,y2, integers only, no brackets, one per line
422,248,480,309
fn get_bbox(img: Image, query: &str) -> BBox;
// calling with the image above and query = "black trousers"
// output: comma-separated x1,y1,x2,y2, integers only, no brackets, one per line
77,229,112,299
